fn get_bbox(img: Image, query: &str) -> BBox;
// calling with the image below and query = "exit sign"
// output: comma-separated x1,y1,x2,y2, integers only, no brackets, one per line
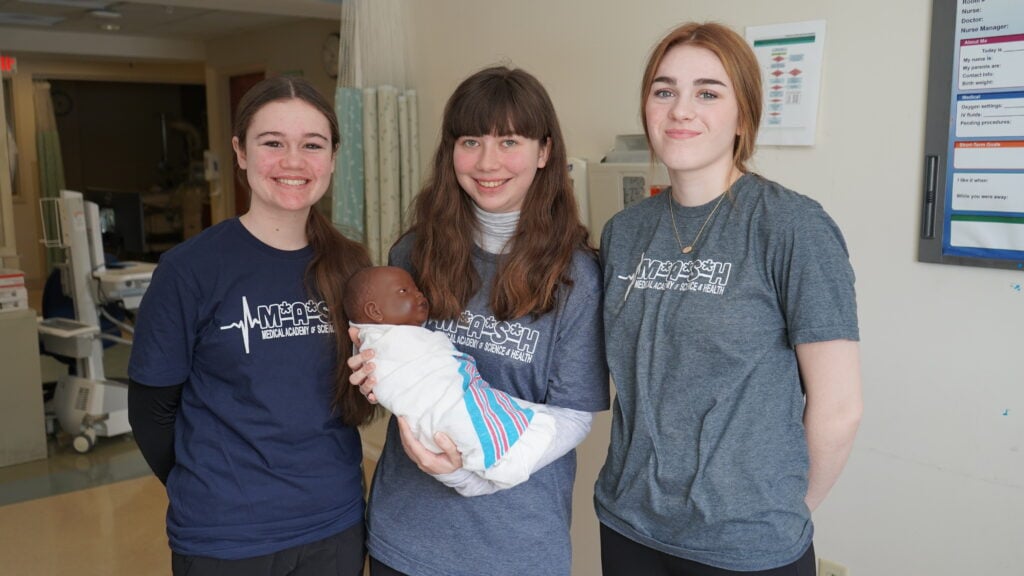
1,56,16,73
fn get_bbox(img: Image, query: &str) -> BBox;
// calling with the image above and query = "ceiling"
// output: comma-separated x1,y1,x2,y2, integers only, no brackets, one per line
0,0,341,41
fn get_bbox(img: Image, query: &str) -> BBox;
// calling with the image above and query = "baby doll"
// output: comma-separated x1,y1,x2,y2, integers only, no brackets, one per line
344,266,555,489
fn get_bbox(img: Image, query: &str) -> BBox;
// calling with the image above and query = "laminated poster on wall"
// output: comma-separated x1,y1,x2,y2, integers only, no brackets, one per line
942,0,1024,260
744,20,826,147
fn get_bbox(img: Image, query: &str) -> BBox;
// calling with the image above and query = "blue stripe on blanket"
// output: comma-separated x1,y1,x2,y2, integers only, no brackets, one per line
456,353,534,469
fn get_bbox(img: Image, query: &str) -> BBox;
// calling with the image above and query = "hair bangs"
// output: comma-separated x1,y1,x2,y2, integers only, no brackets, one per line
445,76,547,141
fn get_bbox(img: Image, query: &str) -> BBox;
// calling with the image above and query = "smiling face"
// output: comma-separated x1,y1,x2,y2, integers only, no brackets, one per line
645,44,741,184
453,133,550,214
368,267,430,326
232,98,335,218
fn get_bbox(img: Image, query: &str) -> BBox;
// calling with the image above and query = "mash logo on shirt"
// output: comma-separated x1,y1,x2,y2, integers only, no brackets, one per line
429,311,540,364
219,296,332,354
620,255,733,296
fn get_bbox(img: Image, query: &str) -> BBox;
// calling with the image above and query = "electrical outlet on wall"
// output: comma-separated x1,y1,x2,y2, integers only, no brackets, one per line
819,558,849,576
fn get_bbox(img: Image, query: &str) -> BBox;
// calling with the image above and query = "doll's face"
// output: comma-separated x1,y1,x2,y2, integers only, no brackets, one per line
367,267,430,326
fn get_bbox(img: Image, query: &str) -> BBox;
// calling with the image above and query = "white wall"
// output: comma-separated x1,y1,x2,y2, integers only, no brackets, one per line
400,1,1023,575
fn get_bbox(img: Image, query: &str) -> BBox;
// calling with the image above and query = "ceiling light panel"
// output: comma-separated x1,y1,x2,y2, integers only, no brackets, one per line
0,12,64,25
88,9,122,18
17,0,111,8
156,10,293,41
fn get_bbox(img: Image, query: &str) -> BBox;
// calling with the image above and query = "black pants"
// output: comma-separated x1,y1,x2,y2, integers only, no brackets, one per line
600,523,816,576
369,556,407,576
172,522,365,576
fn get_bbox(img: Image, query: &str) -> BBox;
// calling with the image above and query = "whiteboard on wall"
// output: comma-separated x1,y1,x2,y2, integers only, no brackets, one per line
919,0,1024,271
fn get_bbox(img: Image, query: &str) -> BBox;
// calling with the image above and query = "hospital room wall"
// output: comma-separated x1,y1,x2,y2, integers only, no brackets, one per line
395,1,1024,574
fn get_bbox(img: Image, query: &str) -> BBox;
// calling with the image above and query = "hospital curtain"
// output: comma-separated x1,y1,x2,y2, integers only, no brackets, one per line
331,0,419,265
33,81,65,269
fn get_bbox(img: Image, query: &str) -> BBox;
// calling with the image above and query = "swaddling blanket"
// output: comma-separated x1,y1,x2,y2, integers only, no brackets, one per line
353,323,556,488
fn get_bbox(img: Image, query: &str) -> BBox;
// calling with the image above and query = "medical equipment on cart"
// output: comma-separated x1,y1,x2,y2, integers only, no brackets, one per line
586,135,670,243
38,190,156,453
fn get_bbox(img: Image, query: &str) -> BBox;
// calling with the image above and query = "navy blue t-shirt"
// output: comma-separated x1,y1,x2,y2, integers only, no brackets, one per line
129,218,364,559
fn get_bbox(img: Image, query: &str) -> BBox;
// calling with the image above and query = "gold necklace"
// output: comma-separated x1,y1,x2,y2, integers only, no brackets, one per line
667,191,727,254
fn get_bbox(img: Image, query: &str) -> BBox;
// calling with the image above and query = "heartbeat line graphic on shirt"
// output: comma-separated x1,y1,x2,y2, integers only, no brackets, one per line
219,296,260,354
220,296,331,354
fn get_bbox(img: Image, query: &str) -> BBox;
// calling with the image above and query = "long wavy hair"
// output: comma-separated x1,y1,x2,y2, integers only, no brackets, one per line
233,76,376,426
406,66,592,321
640,22,763,172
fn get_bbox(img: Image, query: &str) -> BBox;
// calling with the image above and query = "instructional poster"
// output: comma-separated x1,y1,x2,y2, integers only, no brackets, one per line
745,21,826,146
945,0,1024,259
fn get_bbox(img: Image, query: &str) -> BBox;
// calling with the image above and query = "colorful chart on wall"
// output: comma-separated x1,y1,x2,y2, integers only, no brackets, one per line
745,20,826,147
920,0,1024,270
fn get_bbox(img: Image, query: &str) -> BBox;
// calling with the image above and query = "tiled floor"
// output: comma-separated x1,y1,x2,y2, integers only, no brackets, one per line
0,466,169,576
0,433,151,508
0,343,170,575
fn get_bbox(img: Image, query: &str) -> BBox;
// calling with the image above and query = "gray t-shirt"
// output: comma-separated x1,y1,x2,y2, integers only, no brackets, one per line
594,173,859,571
367,236,610,576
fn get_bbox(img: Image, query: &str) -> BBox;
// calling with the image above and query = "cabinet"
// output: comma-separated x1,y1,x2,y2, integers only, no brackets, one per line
0,308,47,467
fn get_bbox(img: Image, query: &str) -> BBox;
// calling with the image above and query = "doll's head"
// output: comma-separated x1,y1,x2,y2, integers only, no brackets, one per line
344,266,430,326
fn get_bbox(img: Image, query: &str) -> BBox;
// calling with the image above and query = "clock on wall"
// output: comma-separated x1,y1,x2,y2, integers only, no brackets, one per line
52,89,73,117
322,32,340,80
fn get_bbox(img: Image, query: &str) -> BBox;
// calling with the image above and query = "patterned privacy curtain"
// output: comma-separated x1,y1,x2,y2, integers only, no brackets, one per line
34,80,66,269
332,0,419,265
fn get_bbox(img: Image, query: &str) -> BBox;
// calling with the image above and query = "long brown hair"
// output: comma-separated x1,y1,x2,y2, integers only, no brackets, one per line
640,22,762,172
408,66,592,321
233,76,376,426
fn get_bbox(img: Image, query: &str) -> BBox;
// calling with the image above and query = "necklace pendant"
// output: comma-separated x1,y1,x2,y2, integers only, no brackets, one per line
681,246,693,254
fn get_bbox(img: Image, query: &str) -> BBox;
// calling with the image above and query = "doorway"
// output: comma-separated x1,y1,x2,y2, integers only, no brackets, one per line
50,79,209,262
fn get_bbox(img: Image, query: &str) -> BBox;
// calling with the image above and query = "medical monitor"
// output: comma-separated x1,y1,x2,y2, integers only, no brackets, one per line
82,188,146,257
